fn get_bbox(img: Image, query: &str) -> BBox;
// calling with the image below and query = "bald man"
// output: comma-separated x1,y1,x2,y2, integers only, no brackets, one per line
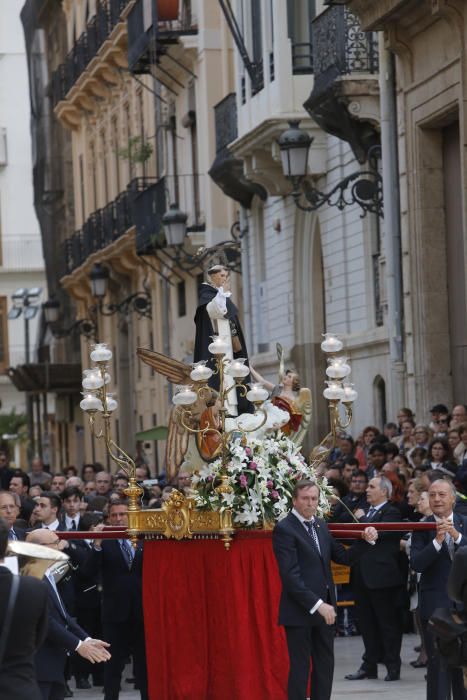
26,530,111,700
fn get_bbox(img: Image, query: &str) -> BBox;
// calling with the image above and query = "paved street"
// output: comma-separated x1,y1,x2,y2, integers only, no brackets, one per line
70,633,427,699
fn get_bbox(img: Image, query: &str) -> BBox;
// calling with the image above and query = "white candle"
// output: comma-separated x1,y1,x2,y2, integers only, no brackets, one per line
90,343,113,362
342,383,358,403
173,385,198,406
101,394,118,413
190,362,213,381
80,394,104,412
321,333,343,353
82,369,104,391
208,336,229,355
323,381,345,401
225,358,249,378
246,383,269,403
326,357,351,379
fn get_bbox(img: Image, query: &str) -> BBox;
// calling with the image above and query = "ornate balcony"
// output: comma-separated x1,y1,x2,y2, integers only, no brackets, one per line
127,0,198,75
133,178,167,255
61,180,142,277
304,5,380,163
208,93,267,208
51,0,130,128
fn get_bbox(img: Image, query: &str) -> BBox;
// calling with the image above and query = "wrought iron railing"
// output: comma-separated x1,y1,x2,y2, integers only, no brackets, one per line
133,178,167,255
127,0,198,74
61,180,145,275
51,0,130,106
214,93,238,155
312,5,378,79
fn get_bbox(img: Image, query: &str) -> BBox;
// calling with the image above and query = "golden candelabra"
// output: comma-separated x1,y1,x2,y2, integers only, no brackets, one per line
80,343,143,545
309,334,358,465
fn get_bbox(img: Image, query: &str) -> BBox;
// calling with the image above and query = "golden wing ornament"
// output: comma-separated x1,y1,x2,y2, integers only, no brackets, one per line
137,348,192,384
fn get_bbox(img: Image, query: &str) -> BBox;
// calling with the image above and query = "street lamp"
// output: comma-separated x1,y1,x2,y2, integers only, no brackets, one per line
277,120,383,217
88,264,152,319
7,287,43,463
42,298,97,339
162,203,188,246
8,288,43,362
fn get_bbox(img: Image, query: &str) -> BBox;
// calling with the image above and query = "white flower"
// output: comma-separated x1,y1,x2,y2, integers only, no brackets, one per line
234,504,260,526
220,492,236,507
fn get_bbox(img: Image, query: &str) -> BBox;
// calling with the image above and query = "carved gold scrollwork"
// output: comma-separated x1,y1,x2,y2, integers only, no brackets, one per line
127,490,235,549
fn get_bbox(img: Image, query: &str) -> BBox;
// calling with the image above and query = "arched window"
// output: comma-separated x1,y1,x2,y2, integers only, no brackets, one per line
373,375,387,429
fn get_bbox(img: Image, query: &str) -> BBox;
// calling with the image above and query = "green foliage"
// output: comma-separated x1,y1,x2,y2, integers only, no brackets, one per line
0,410,27,441
116,135,153,164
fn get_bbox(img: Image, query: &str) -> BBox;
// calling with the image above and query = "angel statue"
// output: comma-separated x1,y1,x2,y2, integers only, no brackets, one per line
137,348,289,479
250,344,312,446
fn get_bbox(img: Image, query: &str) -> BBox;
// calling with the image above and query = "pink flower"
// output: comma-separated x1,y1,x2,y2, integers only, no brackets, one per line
249,461,258,471
245,447,252,456
267,480,274,489
271,490,279,500
207,475,214,482
239,474,248,488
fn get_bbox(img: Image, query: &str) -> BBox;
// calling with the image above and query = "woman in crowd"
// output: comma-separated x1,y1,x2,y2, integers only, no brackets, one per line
422,438,457,476
81,463,98,482
453,423,467,464
406,478,425,521
393,453,413,482
396,407,415,432
392,418,416,454
359,425,380,463
447,427,461,455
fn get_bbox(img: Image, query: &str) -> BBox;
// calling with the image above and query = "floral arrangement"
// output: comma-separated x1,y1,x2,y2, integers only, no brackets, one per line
192,434,333,527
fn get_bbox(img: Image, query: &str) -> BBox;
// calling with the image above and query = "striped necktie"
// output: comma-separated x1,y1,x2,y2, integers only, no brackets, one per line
366,507,377,521
304,520,321,555
8,528,17,540
120,539,135,569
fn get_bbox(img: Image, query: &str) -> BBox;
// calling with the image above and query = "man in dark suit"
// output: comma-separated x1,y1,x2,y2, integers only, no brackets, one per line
26,529,111,700
345,475,406,681
0,516,48,700
272,479,378,700
328,470,368,523
411,478,467,700
0,490,26,540
87,499,148,700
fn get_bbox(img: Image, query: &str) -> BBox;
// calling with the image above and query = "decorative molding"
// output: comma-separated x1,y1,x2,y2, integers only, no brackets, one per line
127,490,235,549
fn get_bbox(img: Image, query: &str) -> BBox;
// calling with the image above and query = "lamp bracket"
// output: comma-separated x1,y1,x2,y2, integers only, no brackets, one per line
290,145,383,218
91,292,152,320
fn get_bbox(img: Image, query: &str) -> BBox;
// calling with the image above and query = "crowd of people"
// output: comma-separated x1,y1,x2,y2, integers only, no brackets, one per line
0,456,193,700
292,401,467,700
1,402,467,700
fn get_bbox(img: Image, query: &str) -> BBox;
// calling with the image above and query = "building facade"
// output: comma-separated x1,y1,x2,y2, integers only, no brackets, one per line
346,0,467,416
21,0,463,470
0,0,46,465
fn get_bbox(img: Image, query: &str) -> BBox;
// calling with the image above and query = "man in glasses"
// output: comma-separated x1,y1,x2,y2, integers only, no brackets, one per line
328,470,369,523
26,529,111,700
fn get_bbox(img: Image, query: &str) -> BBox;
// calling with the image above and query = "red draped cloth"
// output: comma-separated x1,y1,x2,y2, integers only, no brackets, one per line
142,531,289,700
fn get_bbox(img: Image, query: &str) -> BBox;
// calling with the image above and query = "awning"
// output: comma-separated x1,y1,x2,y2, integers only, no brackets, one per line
135,426,168,441
7,363,82,393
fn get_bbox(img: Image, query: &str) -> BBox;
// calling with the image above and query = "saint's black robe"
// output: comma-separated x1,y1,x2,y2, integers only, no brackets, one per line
193,283,252,414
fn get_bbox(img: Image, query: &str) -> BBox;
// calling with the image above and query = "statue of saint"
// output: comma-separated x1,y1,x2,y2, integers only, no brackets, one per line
194,265,250,415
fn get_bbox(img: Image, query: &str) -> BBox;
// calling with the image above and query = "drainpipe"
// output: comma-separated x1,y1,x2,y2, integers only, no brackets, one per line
379,40,406,412
239,206,253,350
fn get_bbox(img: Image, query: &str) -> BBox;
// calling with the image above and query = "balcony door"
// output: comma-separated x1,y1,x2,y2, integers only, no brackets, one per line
287,0,315,74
